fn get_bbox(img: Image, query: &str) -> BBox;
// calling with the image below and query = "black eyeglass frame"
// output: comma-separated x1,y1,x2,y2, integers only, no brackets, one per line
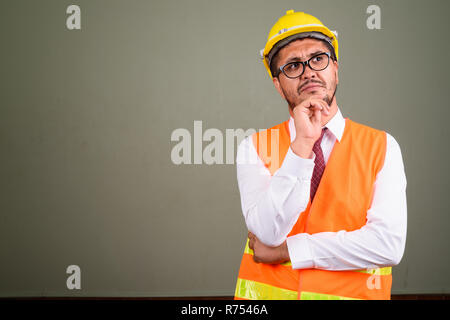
277,52,331,79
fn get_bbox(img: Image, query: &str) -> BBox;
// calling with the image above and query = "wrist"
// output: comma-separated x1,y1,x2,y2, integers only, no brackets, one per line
291,139,314,159
279,241,290,263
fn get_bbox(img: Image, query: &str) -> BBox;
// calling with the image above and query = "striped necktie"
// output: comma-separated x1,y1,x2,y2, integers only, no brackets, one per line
310,128,327,202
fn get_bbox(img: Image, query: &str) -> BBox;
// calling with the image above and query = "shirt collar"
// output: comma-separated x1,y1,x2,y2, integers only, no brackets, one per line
288,107,345,143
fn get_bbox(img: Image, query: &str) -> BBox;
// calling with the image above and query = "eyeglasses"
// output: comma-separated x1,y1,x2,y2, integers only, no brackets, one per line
277,52,331,79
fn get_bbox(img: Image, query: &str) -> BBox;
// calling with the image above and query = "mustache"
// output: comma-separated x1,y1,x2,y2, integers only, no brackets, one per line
297,80,325,94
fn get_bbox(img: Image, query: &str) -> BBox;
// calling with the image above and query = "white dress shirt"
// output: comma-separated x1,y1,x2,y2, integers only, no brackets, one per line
236,109,407,270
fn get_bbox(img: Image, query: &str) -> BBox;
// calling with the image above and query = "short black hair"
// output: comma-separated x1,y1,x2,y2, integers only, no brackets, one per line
269,38,337,78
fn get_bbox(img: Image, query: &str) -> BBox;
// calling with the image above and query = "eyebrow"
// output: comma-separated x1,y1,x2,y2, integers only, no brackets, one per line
285,51,324,64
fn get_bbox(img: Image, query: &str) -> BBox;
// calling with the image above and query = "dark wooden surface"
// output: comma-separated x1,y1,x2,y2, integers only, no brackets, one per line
2,294,450,300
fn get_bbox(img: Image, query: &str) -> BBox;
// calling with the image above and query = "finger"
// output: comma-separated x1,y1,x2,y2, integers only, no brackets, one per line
311,107,322,126
311,98,327,109
307,104,323,118
248,238,254,250
309,99,330,117
296,99,321,112
306,99,322,108
319,100,331,115
308,101,325,114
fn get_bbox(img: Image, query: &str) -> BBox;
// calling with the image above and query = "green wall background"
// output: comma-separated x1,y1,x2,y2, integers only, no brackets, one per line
1,0,449,296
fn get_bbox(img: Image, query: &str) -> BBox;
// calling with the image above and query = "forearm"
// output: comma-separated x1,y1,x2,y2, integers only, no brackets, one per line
287,133,407,270
286,222,406,270
237,137,314,246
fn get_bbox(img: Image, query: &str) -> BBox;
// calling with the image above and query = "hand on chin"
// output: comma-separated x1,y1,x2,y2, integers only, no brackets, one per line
299,89,328,105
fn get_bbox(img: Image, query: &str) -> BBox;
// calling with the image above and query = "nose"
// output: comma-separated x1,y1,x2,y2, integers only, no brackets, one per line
300,64,317,80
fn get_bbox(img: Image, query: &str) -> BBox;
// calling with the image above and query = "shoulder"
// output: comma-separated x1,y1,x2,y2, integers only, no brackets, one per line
384,132,401,150
345,119,388,151
347,119,385,136
384,132,404,165
350,120,405,167
236,120,286,157
236,135,258,165
251,119,290,144
237,134,253,155
349,120,402,151
253,119,290,134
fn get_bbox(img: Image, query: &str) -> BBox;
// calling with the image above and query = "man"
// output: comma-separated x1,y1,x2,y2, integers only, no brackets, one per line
234,10,407,300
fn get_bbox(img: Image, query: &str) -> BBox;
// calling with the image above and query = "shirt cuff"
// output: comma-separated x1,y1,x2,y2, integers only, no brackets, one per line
277,147,315,180
286,233,315,269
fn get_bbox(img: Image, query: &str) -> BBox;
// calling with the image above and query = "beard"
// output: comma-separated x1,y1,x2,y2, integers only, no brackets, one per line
285,79,338,110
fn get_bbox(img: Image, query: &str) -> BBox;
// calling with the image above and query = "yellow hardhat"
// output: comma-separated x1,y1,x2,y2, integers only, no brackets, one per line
261,10,339,79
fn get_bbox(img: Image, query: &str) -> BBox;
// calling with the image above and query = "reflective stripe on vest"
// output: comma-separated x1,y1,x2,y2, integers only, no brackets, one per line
356,267,392,276
235,278,297,300
300,291,360,300
234,118,391,300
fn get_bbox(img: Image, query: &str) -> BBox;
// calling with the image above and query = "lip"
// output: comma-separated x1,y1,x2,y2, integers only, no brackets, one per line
301,84,324,92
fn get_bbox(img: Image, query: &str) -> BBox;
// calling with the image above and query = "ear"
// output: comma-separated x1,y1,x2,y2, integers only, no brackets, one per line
273,76,286,100
333,60,339,85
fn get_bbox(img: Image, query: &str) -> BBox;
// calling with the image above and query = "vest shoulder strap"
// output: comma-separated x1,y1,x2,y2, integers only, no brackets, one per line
251,120,290,175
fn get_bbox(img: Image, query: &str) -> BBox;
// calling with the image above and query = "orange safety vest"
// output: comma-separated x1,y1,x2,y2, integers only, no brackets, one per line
234,118,392,300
